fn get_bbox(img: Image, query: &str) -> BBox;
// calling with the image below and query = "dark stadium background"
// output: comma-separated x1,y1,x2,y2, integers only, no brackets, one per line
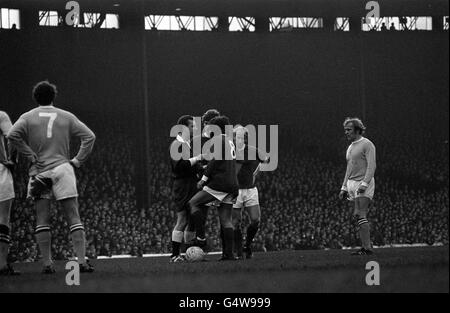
0,0,448,284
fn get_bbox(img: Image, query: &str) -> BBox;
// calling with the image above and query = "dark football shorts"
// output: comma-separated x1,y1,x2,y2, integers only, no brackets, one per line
172,178,198,212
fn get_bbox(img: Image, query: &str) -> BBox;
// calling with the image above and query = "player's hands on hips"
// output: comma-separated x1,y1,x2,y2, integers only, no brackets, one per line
3,160,16,173
339,190,348,200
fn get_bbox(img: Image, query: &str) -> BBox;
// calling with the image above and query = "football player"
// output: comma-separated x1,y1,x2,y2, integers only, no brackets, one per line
184,109,221,247
169,115,204,262
232,125,269,259
0,110,20,275
339,117,376,255
189,115,239,260
7,81,96,273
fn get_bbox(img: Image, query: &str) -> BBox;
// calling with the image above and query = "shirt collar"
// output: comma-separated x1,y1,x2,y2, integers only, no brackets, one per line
176,134,191,148
351,137,365,144
39,105,55,109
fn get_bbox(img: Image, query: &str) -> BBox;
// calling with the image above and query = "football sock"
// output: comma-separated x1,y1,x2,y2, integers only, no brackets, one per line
69,224,86,264
200,205,209,217
186,215,196,240
357,218,371,250
223,227,234,257
191,210,206,239
246,221,259,247
35,225,52,266
234,227,243,255
0,224,11,268
220,226,226,253
171,230,184,256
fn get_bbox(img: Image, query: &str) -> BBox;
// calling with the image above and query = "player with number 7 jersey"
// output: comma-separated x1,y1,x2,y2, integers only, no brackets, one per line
6,81,95,274
7,105,95,177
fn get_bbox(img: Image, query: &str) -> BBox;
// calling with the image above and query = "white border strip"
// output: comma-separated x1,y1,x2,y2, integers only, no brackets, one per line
96,251,223,260
93,243,445,260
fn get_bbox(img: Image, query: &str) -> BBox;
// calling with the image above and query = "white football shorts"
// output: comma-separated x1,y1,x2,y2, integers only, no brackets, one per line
27,162,78,201
346,178,375,201
0,163,15,202
233,187,259,209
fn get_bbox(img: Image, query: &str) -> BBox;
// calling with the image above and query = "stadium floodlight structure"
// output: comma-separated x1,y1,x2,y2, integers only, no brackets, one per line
334,17,350,31
38,10,119,28
362,16,433,31
269,17,323,32
2,0,449,32
144,14,218,31
228,16,255,32
38,10,60,26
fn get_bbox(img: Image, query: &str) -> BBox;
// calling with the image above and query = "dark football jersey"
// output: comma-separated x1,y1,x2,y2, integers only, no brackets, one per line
169,136,198,210
236,145,264,189
203,134,239,195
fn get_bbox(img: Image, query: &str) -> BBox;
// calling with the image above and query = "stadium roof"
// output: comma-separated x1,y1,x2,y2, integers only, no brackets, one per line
4,0,449,17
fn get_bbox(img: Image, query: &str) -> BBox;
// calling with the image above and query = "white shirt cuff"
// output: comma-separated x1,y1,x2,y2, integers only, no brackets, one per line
71,158,81,168
189,157,198,166
201,175,209,182
189,154,203,166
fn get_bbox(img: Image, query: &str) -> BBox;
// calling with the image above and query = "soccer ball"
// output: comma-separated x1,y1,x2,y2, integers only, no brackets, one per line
185,246,205,262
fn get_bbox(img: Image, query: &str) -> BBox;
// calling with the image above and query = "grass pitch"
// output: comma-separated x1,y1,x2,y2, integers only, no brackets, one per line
1,246,448,293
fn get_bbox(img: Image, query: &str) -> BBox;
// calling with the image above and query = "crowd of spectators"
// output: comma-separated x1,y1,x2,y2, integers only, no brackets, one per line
7,118,449,263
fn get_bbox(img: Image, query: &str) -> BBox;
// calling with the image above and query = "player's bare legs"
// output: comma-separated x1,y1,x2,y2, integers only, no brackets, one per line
60,197,93,272
171,210,188,261
243,204,261,258
188,190,216,246
218,203,235,260
0,199,13,269
35,199,53,270
232,208,243,257
354,197,371,251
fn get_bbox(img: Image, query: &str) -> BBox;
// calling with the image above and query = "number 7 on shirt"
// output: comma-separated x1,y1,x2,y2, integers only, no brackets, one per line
39,112,58,138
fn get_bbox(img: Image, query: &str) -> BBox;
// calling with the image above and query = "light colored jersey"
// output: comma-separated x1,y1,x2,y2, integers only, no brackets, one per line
7,105,96,176
0,111,13,163
343,137,376,187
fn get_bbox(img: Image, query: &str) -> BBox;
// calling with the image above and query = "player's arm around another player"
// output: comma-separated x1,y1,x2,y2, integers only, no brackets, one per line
339,117,376,256
0,111,20,275
7,81,96,274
